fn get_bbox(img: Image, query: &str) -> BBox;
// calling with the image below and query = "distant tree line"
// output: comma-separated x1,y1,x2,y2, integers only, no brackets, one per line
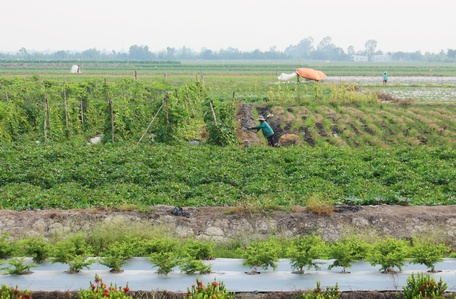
1,36,455,62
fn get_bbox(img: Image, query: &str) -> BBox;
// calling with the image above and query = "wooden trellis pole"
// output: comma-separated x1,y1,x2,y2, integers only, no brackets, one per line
43,94,50,142
185,86,195,117
109,99,114,143
137,101,165,145
105,78,115,143
80,97,84,125
63,81,70,139
209,101,218,125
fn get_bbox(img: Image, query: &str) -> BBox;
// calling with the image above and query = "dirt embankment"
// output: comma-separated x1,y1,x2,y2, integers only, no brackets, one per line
2,205,456,246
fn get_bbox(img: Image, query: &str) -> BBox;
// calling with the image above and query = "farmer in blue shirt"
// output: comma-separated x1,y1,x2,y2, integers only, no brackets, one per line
248,115,276,147
383,72,388,84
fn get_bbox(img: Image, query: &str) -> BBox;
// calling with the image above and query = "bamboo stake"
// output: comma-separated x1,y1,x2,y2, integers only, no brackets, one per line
105,78,115,143
165,96,169,124
185,86,195,117
80,97,84,125
43,95,48,143
210,101,218,125
44,91,51,138
63,81,69,139
109,99,114,143
137,101,165,145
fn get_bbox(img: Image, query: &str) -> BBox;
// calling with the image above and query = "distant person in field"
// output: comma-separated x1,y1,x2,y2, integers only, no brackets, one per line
383,72,388,84
248,115,276,147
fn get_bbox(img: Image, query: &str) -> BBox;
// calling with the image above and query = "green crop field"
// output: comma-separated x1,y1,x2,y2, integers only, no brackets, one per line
1,60,456,78
1,61,456,211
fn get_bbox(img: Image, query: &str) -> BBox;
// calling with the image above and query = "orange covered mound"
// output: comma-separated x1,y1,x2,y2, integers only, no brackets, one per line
295,68,326,81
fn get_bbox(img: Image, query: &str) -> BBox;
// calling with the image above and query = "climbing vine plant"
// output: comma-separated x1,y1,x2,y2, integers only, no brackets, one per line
0,77,211,144
203,99,239,146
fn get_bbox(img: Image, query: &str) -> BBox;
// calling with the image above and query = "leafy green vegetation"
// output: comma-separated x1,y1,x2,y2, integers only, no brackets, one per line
0,284,32,299
78,274,132,299
242,239,280,272
186,278,234,299
0,233,15,259
98,240,133,272
303,281,341,299
51,234,96,273
1,144,455,210
1,62,456,295
179,257,212,274
19,236,52,263
0,230,453,274
402,273,447,299
367,237,409,273
327,236,370,273
149,251,180,275
408,237,450,272
0,257,37,275
288,234,326,274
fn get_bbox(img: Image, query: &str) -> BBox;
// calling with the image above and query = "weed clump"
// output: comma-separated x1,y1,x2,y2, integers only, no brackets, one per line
305,195,334,216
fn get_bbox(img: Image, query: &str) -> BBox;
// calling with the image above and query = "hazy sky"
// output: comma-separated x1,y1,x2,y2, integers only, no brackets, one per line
2,0,455,54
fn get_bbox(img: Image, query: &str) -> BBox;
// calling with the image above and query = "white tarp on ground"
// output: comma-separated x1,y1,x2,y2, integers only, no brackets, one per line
70,65,80,73
2,258,456,292
278,72,297,82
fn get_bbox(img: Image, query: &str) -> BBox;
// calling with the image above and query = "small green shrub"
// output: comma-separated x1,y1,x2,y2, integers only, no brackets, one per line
78,274,132,299
149,251,179,275
184,239,215,260
20,236,52,263
51,234,95,273
409,237,450,272
327,236,370,273
142,238,180,255
179,257,212,274
0,284,32,299
67,255,96,274
242,239,280,273
303,281,341,299
186,278,234,299
98,241,134,273
288,234,326,274
0,233,15,259
367,237,409,273
402,272,447,299
0,257,37,275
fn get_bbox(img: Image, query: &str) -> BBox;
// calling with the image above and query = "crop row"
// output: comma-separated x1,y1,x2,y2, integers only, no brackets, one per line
2,76,456,148
1,231,454,275
1,61,456,77
1,144,455,210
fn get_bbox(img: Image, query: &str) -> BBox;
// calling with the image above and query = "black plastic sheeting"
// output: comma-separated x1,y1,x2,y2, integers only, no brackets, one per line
1,258,455,292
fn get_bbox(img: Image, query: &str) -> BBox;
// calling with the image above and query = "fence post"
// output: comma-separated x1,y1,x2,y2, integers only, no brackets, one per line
63,81,70,139
43,94,48,142
105,78,115,143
